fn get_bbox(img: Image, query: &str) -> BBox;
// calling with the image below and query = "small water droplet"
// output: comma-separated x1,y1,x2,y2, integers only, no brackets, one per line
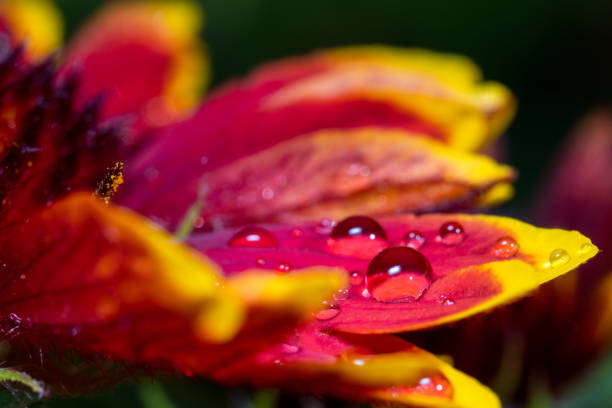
365,246,432,302
275,262,292,273
352,358,366,366
255,257,266,266
361,288,371,298
280,344,300,354
316,308,340,320
401,230,426,249
315,218,336,234
193,216,205,229
350,271,363,286
548,249,570,267
290,228,304,238
333,288,349,302
415,376,452,397
579,243,595,254
228,226,278,248
261,187,274,200
19,274,25,280
328,215,388,258
490,236,519,258
436,221,465,246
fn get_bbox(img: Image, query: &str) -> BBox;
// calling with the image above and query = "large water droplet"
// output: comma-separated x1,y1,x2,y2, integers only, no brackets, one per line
548,249,570,267
365,246,433,302
331,215,387,240
401,230,426,249
490,236,519,258
328,215,388,258
436,221,465,246
228,226,278,248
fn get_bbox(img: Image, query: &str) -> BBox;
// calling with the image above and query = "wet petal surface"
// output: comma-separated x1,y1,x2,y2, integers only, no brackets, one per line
191,214,597,333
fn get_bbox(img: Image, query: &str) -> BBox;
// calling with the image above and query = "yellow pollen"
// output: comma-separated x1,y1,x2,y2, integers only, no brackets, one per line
95,162,124,204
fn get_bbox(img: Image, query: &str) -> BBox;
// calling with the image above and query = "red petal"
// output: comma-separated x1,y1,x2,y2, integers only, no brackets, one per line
0,193,345,393
212,322,500,407
191,214,597,333
62,1,207,130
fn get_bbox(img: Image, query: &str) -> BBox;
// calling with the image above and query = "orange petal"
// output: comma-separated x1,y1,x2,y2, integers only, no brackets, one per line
0,193,345,392
201,128,515,225
0,0,63,60
213,323,500,407
122,127,515,229
63,0,208,129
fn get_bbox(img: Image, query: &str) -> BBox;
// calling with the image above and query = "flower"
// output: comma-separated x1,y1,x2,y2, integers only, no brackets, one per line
0,1,599,407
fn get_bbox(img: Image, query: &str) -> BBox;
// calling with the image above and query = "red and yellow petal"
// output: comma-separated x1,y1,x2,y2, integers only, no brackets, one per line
122,127,514,229
192,213,597,334
0,193,345,388
213,323,499,408
255,46,516,150
63,0,208,129
0,0,63,60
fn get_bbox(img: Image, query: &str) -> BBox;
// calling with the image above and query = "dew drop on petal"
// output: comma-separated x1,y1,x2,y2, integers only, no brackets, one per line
490,236,519,258
316,308,340,321
365,246,433,303
548,249,570,267
280,344,300,354
228,226,278,248
255,257,266,266
350,271,363,286
436,221,465,246
328,216,388,258
333,288,349,302
290,228,304,238
331,215,387,240
401,230,426,249
315,218,336,234
275,262,292,273
579,243,595,254
415,376,453,398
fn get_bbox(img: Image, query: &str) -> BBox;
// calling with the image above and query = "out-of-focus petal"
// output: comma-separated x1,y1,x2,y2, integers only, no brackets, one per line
0,0,63,60
142,128,513,227
0,193,346,392
213,323,500,408
257,46,516,150
192,213,597,334
119,45,514,227
62,0,207,129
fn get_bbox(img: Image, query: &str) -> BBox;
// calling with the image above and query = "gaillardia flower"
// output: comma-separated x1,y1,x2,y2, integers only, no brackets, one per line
0,1,599,407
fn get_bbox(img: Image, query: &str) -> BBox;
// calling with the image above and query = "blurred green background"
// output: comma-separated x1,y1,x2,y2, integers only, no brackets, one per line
39,0,612,407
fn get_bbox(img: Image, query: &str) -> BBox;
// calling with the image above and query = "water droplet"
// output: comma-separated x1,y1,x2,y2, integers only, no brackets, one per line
328,215,388,258
365,247,432,302
315,218,336,234
401,230,426,249
275,262,292,273
280,343,300,354
193,216,205,229
255,257,266,266
548,249,570,267
352,358,366,366
350,271,364,286
228,226,278,248
316,308,340,320
436,221,465,246
261,187,274,200
490,236,519,258
438,295,455,306
331,216,387,240
415,376,452,398
290,228,304,238
579,243,595,254
333,288,349,302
